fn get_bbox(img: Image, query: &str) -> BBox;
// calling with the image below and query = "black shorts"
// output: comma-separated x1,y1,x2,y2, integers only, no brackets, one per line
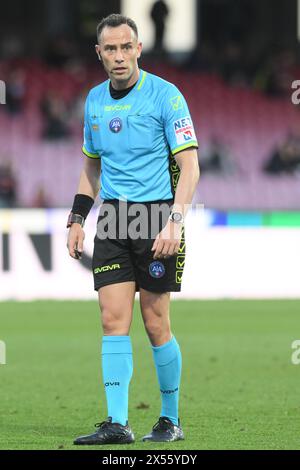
92,200,186,293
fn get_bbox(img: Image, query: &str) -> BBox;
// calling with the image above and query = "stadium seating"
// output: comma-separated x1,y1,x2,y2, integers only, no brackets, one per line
0,60,299,209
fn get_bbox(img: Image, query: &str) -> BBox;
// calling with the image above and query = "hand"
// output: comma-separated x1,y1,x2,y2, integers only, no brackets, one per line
151,220,183,259
67,223,85,260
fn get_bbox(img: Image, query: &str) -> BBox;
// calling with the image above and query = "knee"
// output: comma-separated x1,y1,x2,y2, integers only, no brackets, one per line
144,317,163,339
140,292,171,345
143,313,171,345
101,307,130,336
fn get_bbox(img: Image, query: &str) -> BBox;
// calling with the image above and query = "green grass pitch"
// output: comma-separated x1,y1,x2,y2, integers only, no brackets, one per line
0,300,300,450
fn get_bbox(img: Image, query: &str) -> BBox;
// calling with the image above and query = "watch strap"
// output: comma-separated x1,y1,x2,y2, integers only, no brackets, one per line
67,213,85,228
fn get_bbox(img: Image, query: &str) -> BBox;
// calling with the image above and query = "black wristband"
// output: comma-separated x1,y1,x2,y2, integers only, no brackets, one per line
71,194,94,219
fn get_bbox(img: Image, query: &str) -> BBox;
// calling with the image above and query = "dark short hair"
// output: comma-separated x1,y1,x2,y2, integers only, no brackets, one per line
97,14,138,42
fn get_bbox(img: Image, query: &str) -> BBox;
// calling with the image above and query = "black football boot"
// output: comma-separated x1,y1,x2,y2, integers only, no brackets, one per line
142,417,184,442
74,417,135,445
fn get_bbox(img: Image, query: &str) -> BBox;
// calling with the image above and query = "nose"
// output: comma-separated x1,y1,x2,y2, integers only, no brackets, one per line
115,48,125,63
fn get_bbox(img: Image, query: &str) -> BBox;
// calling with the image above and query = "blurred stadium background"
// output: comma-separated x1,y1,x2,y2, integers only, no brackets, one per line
1,0,300,450
1,0,300,299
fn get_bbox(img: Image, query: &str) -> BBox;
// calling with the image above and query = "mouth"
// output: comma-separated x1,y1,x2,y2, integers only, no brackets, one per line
113,67,127,74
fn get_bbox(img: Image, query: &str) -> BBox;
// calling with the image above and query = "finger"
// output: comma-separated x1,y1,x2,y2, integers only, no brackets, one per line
69,245,77,259
77,237,83,253
153,240,164,259
76,235,84,258
172,242,181,256
166,243,177,258
151,235,160,252
161,243,171,258
68,236,78,259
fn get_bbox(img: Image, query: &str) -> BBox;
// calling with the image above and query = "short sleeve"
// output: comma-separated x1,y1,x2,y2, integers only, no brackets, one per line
162,85,198,156
82,94,99,159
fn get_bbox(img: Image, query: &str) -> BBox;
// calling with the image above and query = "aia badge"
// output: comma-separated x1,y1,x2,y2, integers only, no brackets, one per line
173,116,196,145
109,117,122,133
149,261,165,279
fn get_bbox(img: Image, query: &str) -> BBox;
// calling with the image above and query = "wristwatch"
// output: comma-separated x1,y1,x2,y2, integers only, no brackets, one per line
169,212,184,224
67,213,85,228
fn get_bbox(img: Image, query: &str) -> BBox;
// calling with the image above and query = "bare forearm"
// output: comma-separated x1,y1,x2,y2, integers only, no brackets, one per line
78,158,101,200
67,158,100,260
152,150,199,259
173,150,200,216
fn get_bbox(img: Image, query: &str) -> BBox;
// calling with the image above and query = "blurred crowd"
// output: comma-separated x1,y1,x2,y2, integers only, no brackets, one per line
0,162,52,208
185,43,298,98
1,0,300,208
1,62,88,141
0,163,16,208
1,41,298,136
264,133,300,175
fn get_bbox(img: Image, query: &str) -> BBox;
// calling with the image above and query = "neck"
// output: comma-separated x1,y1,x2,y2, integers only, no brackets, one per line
110,68,140,90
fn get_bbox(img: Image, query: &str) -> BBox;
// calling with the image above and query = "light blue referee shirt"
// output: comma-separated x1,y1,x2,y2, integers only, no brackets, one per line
82,69,198,202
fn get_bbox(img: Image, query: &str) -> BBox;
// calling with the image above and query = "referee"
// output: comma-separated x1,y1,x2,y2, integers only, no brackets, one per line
67,14,199,445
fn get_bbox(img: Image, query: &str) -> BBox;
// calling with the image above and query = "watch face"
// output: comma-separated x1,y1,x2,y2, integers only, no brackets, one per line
172,212,183,223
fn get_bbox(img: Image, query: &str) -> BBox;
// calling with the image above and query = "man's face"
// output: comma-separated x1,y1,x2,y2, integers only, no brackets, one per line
96,24,142,88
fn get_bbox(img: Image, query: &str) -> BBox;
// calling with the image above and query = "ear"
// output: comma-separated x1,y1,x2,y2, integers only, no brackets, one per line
95,45,102,61
137,42,143,60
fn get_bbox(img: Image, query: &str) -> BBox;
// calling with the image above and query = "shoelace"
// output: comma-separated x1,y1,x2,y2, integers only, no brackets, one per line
153,417,172,431
95,420,111,429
